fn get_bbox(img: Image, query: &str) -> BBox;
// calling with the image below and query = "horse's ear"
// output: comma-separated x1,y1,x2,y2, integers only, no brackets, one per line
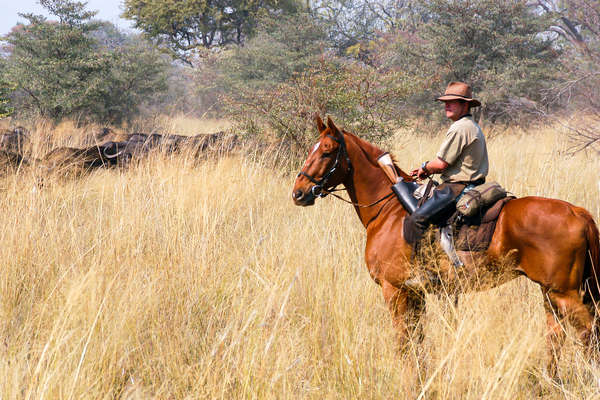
326,116,341,137
314,114,326,133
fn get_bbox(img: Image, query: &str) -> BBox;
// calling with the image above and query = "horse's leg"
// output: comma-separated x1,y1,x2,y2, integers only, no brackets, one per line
547,289,594,345
542,290,566,378
542,288,594,377
382,280,408,341
382,280,425,348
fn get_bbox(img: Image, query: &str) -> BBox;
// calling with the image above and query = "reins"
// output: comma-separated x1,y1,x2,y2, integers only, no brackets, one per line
325,189,394,208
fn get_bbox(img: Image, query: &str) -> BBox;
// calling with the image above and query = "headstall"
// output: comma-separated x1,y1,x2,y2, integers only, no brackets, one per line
297,133,353,197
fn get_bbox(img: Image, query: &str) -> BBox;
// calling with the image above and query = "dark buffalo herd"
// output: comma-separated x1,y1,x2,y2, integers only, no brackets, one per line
0,127,240,177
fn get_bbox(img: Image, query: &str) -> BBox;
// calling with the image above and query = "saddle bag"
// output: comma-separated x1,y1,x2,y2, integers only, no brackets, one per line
456,182,507,217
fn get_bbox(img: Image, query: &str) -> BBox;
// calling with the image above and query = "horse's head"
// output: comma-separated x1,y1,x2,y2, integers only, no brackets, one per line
292,115,352,206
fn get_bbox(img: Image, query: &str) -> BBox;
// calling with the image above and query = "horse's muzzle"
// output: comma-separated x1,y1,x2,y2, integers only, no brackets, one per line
292,188,316,206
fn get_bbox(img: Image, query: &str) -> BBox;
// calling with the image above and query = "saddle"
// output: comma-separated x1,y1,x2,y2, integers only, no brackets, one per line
400,180,515,263
415,180,515,253
452,196,515,252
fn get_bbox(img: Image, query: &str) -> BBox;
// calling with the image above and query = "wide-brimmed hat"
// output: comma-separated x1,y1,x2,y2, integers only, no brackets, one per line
436,81,481,107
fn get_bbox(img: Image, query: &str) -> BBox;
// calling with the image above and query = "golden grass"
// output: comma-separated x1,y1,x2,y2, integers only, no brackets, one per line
157,114,234,135
124,114,234,136
0,118,598,398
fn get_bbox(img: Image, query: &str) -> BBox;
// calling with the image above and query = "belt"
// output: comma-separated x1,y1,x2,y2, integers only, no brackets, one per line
456,177,485,186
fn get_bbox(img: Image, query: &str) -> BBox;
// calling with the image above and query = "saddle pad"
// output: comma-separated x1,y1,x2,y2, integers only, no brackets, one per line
455,196,515,251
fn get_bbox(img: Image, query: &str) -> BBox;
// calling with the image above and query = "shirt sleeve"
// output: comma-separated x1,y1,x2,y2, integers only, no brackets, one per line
436,125,472,165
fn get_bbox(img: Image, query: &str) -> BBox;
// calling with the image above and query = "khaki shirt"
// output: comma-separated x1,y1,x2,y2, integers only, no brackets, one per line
436,115,488,183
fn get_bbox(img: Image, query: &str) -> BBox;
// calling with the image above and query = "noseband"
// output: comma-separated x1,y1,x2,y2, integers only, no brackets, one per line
298,134,353,197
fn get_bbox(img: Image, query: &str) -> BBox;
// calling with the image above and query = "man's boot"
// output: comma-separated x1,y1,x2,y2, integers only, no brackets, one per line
403,185,457,289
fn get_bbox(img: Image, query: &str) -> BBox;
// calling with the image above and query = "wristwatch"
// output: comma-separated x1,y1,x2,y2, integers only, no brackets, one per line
421,161,430,174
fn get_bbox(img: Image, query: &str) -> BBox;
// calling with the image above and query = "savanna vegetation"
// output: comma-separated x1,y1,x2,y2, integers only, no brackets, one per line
0,119,597,398
1,0,598,148
0,0,599,398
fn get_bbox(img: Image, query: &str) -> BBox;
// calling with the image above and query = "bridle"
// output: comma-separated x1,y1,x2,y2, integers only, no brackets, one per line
297,133,395,209
298,133,353,198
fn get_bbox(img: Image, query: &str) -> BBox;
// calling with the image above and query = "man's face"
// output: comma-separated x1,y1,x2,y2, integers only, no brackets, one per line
444,99,469,121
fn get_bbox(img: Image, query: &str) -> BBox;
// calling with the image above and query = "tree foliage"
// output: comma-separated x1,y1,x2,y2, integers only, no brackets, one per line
224,59,418,149
537,0,600,152
310,0,428,55
379,0,561,123
214,12,419,149
122,0,301,63
1,0,169,124
217,13,328,90
0,63,13,119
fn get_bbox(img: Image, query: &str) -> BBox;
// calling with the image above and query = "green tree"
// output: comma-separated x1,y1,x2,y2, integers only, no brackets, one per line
122,0,301,63
386,0,561,123
90,32,170,124
0,79,13,119
217,13,328,89
2,1,103,120
0,58,13,119
214,12,418,148
2,0,168,124
190,12,328,117
310,0,428,56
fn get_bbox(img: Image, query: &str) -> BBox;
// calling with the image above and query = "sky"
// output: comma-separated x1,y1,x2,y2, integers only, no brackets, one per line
0,0,134,35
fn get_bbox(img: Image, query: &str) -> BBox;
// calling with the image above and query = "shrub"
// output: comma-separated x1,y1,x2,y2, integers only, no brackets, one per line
222,56,419,150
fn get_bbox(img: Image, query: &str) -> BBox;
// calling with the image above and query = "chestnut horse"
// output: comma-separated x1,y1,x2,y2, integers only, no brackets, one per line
292,115,600,361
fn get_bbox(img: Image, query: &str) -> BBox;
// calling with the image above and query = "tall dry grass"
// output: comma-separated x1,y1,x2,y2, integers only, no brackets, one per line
0,118,599,398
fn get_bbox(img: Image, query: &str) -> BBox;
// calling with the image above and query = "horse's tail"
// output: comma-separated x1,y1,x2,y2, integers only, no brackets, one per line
574,207,600,307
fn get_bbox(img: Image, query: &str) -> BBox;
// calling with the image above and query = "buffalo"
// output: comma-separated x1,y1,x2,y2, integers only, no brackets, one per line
93,129,240,162
40,142,130,176
95,129,161,148
0,150,28,175
0,126,29,155
158,132,239,157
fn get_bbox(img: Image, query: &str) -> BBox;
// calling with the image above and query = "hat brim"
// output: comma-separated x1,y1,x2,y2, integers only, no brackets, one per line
436,95,481,107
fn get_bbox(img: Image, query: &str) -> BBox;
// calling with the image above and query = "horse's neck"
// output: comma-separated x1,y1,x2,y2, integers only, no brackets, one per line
343,133,403,227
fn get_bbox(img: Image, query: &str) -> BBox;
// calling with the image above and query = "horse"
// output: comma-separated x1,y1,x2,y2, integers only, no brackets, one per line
291,115,600,369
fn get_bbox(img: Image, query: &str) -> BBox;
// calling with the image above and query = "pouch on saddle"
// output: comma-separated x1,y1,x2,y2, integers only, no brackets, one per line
456,182,507,217
454,195,515,252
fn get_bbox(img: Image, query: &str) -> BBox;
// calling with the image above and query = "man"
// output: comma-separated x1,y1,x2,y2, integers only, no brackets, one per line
404,81,489,246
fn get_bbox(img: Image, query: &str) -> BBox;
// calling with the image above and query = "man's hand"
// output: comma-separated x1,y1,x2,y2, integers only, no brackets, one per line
410,167,429,180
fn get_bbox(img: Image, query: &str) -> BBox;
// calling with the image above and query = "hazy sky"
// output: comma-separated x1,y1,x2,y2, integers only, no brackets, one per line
0,0,134,35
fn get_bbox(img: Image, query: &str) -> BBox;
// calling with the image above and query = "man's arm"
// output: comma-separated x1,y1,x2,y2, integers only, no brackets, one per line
411,157,449,179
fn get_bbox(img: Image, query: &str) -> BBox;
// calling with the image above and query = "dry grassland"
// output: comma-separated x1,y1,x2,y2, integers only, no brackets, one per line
0,118,599,398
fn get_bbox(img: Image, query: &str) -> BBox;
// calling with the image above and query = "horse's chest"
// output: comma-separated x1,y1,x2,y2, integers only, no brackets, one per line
364,235,411,287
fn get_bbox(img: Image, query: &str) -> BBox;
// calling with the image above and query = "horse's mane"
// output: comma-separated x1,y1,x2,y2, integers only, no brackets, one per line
388,153,415,181
342,130,414,181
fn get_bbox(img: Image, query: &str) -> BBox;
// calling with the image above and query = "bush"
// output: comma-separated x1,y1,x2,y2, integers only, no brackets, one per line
1,0,169,125
203,12,418,150
222,56,419,150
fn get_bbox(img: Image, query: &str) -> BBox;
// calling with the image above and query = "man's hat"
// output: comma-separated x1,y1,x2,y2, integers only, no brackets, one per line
436,81,481,107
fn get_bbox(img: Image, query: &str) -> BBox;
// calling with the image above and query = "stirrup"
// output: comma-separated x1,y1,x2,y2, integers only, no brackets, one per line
439,225,464,267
